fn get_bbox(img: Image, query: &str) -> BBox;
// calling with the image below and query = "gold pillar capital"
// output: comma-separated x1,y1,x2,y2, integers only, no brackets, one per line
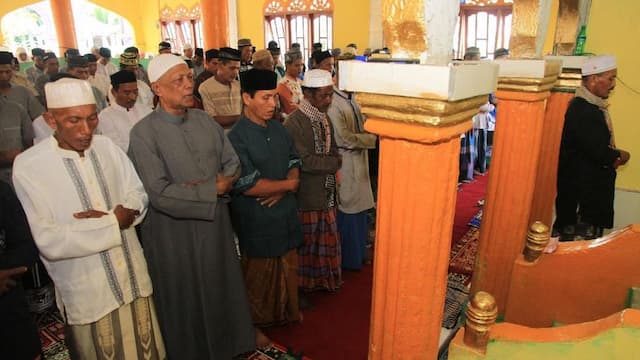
357,93,488,129
496,59,562,93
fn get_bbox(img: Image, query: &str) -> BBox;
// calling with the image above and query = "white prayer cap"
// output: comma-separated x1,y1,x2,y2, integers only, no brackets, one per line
582,55,617,76
183,43,193,50
16,47,27,55
302,69,333,88
45,78,95,109
148,54,186,83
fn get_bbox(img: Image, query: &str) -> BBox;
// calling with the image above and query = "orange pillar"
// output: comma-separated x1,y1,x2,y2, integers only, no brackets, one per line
200,0,229,49
528,89,575,227
50,0,78,55
363,93,486,358
470,73,556,311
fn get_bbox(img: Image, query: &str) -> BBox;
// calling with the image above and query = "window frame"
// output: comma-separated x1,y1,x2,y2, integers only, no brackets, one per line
263,0,333,60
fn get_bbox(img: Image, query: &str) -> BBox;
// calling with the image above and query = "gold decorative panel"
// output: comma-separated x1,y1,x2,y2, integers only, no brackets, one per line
382,0,427,58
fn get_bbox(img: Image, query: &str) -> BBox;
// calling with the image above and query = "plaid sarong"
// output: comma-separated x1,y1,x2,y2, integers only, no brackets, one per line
297,209,342,292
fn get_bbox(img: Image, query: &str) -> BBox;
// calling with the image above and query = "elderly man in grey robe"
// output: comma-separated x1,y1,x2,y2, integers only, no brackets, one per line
327,61,377,270
128,54,256,359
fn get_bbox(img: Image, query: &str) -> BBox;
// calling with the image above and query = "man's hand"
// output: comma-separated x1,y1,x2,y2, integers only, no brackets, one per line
73,209,109,219
258,193,286,208
0,266,28,295
614,149,631,169
216,173,237,195
114,205,141,229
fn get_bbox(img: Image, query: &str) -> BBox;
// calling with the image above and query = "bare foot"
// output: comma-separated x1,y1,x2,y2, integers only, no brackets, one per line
255,327,272,349
298,311,304,323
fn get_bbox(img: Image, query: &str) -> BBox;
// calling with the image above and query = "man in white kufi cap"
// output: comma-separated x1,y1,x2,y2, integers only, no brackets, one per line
555,55,630,241
12,77,166,359
283,69,343,293
127,54,256,359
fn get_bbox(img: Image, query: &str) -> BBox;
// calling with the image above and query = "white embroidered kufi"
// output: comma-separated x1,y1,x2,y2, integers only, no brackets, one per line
148,54,187,83
582,55,617,76
45,78,95,109
302,69,333,88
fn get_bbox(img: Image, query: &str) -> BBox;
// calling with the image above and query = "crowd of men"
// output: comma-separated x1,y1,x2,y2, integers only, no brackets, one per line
0,36,630,359
0,38,377,359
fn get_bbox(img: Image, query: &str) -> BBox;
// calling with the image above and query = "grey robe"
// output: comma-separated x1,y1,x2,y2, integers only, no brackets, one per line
128,107,255,359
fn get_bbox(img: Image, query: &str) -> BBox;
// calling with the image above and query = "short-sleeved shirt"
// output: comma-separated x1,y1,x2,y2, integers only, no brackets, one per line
1,85,45,120
198,77,242,118
228,116,303,258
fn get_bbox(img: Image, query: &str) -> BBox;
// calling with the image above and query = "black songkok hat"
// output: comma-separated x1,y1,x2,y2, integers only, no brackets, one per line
65,48,80,57
205,48,219,61
99,47,111,58
66,55,88,68
0,51,13,65
312,42,323,51
32,48,46,57
124,46,140,54
43,52,57,62
110,70,137,87
312,50,333,65
218,47,241,61
159,41,172,51
240,68,277,92
84,53,98,62
195,48,204,57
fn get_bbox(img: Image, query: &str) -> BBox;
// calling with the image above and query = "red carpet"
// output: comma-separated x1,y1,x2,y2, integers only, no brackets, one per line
452,175,489,244
264,175,488,359
264,266,373,360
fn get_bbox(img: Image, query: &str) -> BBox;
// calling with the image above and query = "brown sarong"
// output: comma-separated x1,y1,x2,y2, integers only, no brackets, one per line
241,249,300,327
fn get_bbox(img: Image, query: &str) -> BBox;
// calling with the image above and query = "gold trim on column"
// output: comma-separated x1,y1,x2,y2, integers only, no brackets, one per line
498,74,559,92
355,93,488,126
553,69,582,91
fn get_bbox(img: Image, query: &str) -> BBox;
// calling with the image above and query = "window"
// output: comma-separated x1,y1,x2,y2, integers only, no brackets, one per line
159,5,203,54
454,0,513,59
264,0,333,60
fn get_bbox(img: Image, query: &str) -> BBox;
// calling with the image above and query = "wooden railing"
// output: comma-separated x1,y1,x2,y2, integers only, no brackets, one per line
503,223,640,327
449,292,640,359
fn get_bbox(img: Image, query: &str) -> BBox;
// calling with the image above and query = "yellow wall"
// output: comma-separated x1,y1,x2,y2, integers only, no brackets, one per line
237,0,370,50
588,1,640,191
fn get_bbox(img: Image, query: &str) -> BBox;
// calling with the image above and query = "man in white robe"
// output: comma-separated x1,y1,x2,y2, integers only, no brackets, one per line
98,70,152,152
13,77,166,359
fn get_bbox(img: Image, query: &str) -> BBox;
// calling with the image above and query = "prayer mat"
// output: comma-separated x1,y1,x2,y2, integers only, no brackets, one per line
442,273,471,329
467,209,483,228
35,308,70,360
448,227,480,276
236,343,311,360
37,306,311,360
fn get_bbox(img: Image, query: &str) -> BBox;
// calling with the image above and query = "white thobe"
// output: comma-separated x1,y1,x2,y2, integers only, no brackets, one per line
96,61,118,78
89,73,111,100
98,103,152,152
107,80,154,110
32,115,53,144
12,135,153,325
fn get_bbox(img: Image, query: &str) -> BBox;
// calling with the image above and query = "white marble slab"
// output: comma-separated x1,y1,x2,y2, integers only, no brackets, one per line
338,61,498,101
545,55,589,70
493,58,563,79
